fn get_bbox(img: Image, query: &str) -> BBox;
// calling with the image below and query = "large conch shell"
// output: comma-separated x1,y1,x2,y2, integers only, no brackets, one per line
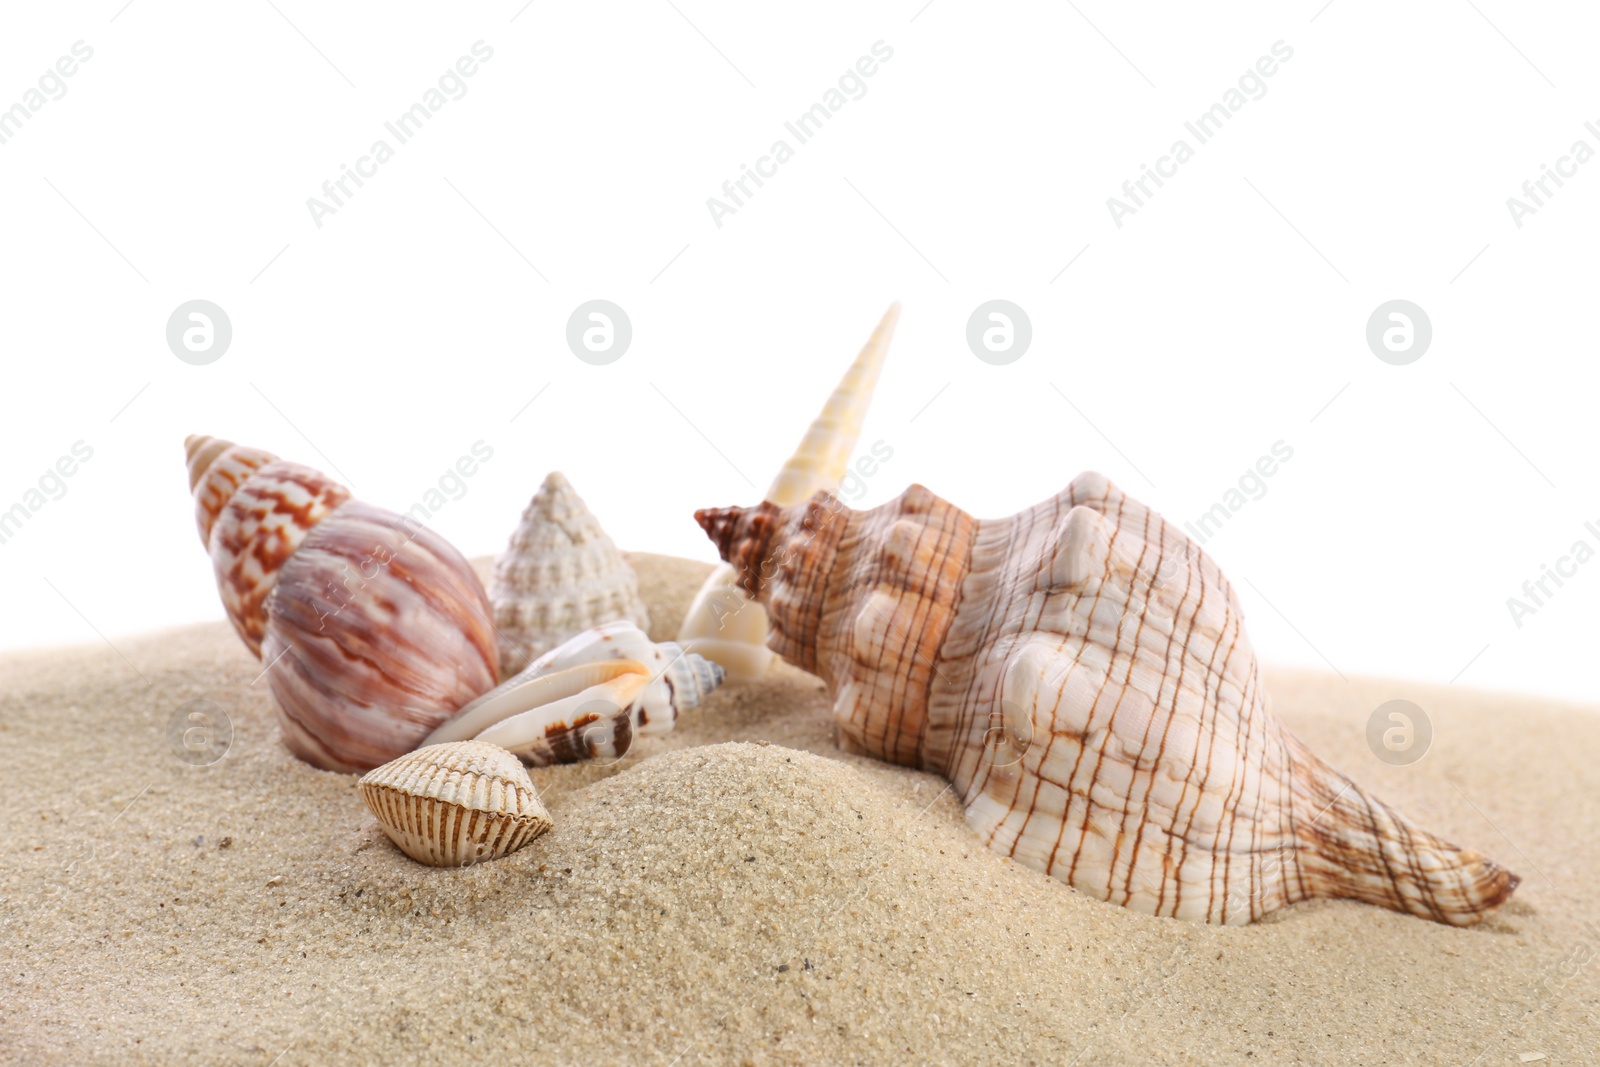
695,473,1520,926
490,471,649,677
425,621,725,765
186,436,499,773
676,303,900,682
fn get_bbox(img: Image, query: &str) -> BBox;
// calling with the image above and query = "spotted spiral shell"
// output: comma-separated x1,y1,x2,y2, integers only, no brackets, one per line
186,435,498,773
186,435,349,655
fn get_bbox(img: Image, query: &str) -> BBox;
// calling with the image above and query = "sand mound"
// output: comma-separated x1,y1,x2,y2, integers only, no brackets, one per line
2,553,1597,1064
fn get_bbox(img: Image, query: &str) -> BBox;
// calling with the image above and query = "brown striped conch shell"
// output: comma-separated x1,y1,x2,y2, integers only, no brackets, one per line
490,471,649,677
359,741,552,866
695,473,1520,926
425,621,725,765
677,303,899,681
185,435,499,773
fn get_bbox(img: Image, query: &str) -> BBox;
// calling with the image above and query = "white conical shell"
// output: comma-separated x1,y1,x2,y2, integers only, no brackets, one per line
358,741,552,867
677,304,899,680
491,472,649,677
763,301,900,507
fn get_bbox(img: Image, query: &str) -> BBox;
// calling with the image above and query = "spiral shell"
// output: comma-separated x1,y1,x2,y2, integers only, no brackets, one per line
261,500,500,773
677,304,899,681
186,435,350,656
358,741,552,866
186,436,498,773
696,475,1520,927
490,471,649,676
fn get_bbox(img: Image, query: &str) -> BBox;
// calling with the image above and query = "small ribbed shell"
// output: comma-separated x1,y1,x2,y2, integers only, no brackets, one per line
696,475,1521,927
358,741,552,866
262,500,499,774
491,472,649,677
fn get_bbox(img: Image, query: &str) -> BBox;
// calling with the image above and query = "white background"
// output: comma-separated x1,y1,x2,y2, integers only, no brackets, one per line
0,1,1595,705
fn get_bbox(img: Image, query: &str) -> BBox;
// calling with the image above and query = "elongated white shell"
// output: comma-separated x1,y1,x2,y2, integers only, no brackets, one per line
358,741,552,867
677,304,899,681
491,472,649,677
426,621,726,765
696,475,1521,927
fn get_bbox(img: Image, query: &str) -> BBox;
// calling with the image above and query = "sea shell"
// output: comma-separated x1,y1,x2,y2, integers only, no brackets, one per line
186,435,499,773
695,474,1521,926
490,471,649,677
677,303,899,681
185,435,349,655
358,741,553,866
425,621,726,765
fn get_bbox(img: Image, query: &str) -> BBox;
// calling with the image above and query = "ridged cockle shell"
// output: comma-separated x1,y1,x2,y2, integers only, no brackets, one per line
695,473,1520,926
490,471,649,677
677,303,900,682
185,436,499,774
359,741,552,866
425,621,725,765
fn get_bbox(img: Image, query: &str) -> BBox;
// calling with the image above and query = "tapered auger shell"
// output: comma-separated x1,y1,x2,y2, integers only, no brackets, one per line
677,304,900,681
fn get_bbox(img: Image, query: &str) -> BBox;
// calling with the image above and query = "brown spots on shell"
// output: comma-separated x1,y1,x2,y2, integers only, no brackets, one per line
206,460,353,655
696,502,785,599
610,712,632,758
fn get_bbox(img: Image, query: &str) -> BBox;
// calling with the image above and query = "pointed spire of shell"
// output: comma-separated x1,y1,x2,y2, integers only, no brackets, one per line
184,435,352,656
764,302,900,506
490,472,650,677
677,304,900,680
185,434,278,547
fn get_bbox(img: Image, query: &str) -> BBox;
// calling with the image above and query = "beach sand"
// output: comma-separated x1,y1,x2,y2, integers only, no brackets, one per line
2,552,1596,1065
